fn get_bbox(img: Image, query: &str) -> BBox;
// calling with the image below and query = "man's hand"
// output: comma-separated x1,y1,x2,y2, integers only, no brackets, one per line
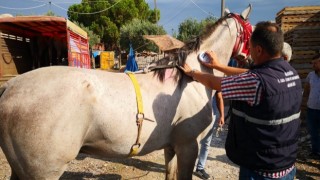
218,116,225,127
199,51,221,69
179,63,193,77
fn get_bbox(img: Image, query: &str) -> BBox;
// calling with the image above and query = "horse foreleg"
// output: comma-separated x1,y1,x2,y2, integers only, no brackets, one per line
10,168,19,180
176,141,198,180
164,146,177,180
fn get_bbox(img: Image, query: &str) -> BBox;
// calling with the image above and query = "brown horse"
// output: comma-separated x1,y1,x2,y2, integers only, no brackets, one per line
0,5,252,180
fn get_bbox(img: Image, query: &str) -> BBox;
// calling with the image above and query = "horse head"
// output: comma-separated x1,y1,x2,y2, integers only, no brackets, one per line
152,5,253,86
184,4,253,76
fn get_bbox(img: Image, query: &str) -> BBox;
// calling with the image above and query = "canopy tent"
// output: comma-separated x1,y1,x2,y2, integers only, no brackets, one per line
143,35,185,51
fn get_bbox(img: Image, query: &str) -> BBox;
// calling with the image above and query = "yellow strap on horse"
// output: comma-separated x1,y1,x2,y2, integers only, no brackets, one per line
126,72,144,156
127,72,144,114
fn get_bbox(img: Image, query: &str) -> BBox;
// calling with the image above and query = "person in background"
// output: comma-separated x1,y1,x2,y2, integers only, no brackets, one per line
304,53,320,159
195,91,224,180
180,21,302,180
282,42,292,62
228,58,238,67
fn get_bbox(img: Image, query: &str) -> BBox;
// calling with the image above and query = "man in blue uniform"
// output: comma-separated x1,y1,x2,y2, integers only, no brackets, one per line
181,21,302,180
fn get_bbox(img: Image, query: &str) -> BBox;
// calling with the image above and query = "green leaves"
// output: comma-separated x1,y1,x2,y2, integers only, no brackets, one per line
177,16,217,42
67,0,158,50
120,19,166,52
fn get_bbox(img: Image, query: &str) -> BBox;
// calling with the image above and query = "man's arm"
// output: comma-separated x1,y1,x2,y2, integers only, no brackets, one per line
213,65,248,76
179,63,222,91
192,70,222,91
303,73,311,98
203,51,248,76
215,91,225,127
179,51,261,105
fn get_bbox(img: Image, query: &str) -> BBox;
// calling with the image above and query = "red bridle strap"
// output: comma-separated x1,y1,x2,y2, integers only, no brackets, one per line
229,13,253,60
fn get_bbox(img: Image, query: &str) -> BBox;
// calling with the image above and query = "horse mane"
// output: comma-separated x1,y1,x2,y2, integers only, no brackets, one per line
153,15,229,84
152,51,188,84
200,16,228,41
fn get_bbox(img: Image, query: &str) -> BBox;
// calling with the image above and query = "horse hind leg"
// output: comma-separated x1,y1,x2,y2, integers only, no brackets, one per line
6,150,69,180
164,146,177,180
6,162,66,180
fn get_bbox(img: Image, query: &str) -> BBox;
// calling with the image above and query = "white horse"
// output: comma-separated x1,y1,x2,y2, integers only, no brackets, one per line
0,5,252,180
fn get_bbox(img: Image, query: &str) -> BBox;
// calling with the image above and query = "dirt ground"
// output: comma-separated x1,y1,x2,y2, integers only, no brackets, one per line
0,124,319,180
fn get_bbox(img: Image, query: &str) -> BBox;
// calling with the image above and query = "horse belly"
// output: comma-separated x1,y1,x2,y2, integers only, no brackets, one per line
81,107,160,158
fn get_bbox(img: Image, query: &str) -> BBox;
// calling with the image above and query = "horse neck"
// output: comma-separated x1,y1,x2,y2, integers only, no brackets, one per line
188,18,238,77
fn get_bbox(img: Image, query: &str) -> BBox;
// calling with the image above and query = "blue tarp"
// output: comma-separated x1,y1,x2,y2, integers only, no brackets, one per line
124,44,139,72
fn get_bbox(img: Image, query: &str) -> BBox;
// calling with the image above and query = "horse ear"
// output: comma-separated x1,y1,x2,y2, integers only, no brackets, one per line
224,8,230,15
241,4,252,20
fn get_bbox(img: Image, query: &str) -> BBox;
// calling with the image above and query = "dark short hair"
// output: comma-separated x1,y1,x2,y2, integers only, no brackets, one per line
312,53,320,60
250,21,284,56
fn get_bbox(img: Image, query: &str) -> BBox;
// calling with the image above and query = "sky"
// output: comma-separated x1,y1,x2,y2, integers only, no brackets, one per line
0,0,319,35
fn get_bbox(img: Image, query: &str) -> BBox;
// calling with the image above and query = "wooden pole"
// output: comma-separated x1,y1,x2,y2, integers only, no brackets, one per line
154,0,157,24
221,0,225,17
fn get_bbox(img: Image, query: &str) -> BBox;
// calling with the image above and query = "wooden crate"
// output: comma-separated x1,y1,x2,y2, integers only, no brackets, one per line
276,6,320,32
278,14,320,23
276,6,320,116
276,6,320,18
276,6,320,65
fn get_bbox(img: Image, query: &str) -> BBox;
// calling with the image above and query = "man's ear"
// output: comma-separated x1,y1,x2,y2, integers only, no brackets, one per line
256,45,263,56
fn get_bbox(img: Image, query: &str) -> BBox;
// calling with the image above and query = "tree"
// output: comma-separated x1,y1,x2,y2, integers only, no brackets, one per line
44,10,56,16
68,0,159,50
120,18,166,52
147,8,160,24
177,16,217,42
177,18,200,42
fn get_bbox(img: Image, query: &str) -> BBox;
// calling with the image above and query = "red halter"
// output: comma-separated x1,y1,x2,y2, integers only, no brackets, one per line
229,13,253,60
